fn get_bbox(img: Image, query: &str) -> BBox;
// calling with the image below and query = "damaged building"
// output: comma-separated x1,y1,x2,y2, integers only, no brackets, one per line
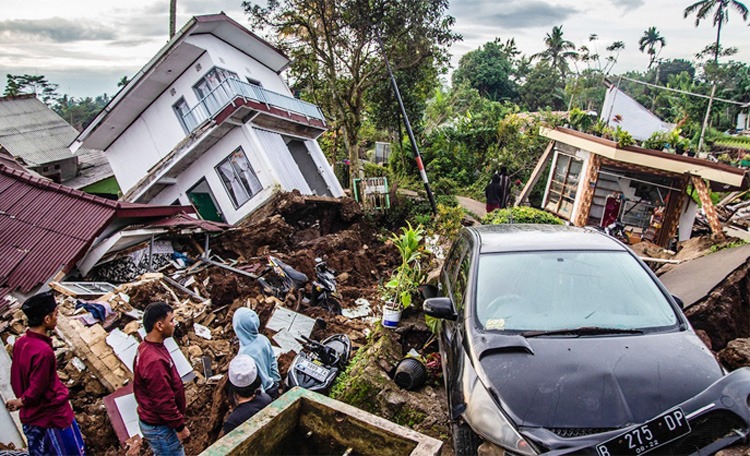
518,126,749,247
70,13,344,225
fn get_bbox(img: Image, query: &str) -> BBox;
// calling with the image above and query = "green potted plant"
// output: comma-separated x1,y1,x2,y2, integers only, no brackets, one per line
382,222,427,328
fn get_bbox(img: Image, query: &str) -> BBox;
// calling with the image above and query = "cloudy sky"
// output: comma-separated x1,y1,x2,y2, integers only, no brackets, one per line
1,0,748,98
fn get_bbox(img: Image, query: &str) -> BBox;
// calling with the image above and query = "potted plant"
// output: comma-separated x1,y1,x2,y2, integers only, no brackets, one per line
381,223,427,328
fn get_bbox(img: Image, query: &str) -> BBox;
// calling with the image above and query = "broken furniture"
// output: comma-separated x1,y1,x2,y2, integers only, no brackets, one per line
199,386,442,456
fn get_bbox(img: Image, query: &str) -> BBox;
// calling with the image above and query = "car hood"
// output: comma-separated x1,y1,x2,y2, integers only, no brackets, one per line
477,331,723,429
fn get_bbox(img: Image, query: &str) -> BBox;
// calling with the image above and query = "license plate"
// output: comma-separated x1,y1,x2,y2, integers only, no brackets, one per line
296,358,330,383
596,408,690,456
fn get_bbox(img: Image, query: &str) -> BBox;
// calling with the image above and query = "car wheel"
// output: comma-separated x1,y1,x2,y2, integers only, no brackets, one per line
452,420,481,456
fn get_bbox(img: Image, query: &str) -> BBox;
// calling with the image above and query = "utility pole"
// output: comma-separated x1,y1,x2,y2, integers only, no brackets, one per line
375,33,437,215
698,84,717,153
169,0,177,39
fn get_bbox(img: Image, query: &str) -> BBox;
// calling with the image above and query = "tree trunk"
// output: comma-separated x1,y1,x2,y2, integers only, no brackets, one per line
714,12,723,65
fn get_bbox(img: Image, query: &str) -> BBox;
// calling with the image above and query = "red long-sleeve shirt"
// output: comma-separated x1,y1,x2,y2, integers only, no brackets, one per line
10,330,75,428
133,339,186,431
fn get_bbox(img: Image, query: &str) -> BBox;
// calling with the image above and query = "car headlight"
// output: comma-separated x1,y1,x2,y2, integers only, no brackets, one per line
463,360,537,455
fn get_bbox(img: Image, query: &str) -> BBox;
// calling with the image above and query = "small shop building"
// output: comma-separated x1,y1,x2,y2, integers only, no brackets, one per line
518,127,749,247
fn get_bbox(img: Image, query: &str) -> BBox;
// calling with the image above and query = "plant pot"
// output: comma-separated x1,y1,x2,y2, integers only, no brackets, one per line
394,357,427,391
382,306,402,329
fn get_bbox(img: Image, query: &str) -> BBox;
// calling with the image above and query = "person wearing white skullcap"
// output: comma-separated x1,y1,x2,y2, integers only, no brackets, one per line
222,355,273,435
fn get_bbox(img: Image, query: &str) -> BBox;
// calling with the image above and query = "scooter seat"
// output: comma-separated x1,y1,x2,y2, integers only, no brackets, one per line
276,259,308,283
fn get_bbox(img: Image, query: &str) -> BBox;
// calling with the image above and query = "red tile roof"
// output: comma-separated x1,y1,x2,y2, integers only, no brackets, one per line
0,164,194,297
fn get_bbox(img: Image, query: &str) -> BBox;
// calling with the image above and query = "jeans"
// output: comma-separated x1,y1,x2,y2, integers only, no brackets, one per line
139,420,185,456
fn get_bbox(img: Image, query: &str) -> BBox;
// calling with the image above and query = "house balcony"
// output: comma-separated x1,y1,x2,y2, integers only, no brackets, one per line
179,78,327,139
123,80,327,203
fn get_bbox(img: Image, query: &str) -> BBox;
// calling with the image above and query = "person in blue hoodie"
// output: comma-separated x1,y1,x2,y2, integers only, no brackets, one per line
232,307,281,398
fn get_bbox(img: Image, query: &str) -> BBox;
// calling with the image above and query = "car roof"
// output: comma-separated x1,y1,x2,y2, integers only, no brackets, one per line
468,224,629,254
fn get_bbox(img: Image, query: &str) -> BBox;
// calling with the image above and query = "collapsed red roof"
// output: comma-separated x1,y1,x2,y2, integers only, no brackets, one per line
0,164,194,298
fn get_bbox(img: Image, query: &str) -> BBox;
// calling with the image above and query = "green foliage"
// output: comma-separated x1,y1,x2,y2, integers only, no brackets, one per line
434,203,464,239
533,25,577,78
569,107,596,132
613,126,635,148
710,240,748,252
714,136,750,150
393,407,427,428
643,131,670,150
4,74,59,105
452,38,518,102
244,0,459,189
383,222,428,309
482,206,564,225
53,94,110,131
518,62,565,111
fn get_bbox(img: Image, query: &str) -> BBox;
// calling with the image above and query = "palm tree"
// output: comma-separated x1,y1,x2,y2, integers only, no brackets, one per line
684,0,748,64
638,27,666,69
533,25,578,79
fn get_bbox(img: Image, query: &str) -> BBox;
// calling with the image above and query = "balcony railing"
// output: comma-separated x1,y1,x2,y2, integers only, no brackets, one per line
179,78,325,133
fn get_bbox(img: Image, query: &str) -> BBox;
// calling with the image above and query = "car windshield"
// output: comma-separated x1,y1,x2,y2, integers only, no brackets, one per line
475,250,678,332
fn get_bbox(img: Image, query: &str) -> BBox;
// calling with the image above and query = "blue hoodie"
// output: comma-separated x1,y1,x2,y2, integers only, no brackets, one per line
232,308,280,391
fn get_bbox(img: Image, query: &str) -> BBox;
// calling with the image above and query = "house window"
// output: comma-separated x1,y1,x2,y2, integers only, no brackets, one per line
173,97,198,133
194,67,239,115
544,153,582,219
216,147,263,208
246,77,262,87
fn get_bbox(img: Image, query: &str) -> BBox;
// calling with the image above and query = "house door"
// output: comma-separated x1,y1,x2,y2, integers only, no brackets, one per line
286,139,332,196
187,179,224,222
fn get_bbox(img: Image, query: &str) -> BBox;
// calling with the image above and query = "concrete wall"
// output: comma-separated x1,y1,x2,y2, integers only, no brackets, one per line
149,126,276,224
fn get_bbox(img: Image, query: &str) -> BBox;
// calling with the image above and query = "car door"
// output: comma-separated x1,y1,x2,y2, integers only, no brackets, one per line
440,235,471,418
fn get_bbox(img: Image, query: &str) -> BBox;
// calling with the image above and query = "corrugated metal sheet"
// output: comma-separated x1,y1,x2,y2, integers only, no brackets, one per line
0,95,78,166
0,164,192,297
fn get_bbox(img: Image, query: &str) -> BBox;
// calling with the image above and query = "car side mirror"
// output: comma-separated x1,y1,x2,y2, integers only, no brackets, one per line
423,297,457,321
418,284,439,300
671,294,685,308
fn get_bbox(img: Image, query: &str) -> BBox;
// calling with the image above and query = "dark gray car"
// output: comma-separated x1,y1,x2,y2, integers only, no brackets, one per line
424,224,750,455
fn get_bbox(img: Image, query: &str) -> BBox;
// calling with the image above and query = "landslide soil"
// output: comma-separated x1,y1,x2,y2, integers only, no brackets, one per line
70,191,404,455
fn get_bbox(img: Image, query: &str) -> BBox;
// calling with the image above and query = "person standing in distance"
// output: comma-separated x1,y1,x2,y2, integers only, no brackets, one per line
134,302,189,456
6,291,86,455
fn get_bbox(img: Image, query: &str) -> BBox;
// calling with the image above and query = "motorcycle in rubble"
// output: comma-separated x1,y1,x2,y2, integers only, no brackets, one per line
286,334,351,394
257,255,342,314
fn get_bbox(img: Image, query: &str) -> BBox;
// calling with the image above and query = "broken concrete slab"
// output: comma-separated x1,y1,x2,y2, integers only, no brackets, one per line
266,306,316,339
659,243,750,308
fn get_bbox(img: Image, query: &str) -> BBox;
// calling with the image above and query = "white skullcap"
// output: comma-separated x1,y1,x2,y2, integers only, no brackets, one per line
228,354,258,388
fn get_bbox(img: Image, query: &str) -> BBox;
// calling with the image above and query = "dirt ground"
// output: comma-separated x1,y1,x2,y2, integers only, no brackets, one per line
60,191,406,455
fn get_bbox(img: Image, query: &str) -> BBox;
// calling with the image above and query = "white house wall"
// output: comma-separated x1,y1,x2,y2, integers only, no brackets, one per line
106,51,216,192
106,117,168,192
106,33,291,194
185,35,289,95
149,126,276,224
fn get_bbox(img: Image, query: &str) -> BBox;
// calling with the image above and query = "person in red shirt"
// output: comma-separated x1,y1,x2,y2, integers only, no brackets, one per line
133,302,189,456
5,291,86,455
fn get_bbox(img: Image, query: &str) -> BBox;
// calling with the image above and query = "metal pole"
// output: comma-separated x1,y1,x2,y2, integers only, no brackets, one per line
148,234,155,272
375,33,437,215
698,84,717,153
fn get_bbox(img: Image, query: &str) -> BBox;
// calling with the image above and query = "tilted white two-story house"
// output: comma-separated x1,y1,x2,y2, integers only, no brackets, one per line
71,13,343,224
